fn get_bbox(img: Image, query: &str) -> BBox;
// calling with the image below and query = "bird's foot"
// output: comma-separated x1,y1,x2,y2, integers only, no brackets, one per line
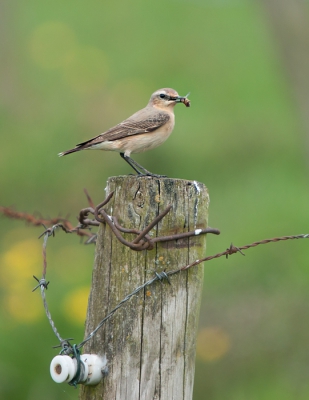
120,154,167,178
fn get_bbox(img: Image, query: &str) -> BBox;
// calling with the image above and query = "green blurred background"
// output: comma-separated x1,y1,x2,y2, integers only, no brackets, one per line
1,0,309,398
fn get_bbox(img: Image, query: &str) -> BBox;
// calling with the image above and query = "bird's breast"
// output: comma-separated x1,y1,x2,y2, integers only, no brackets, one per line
124,113,175,154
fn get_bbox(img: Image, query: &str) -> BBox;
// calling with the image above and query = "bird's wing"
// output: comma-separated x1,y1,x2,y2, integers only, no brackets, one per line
76,111,170,147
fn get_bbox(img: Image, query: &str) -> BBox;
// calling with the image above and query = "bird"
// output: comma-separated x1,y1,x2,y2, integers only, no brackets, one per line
58,88,190,177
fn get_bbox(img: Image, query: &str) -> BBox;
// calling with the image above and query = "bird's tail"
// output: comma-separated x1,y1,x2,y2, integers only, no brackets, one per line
58,147,81,157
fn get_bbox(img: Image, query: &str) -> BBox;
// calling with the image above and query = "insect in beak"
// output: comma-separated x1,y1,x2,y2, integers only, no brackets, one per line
178,92,191,107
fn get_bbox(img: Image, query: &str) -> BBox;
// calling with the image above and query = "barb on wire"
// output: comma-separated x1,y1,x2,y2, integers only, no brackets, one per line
32,275,49,291
75,232,309,350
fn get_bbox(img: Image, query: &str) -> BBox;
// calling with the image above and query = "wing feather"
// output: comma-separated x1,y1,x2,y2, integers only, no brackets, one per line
76,112,170,148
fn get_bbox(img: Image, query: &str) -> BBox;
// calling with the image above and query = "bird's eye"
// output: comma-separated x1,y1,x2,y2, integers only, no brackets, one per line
159,93,166,99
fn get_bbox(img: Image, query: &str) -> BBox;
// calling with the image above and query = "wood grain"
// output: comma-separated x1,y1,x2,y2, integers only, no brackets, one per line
80,176,209,400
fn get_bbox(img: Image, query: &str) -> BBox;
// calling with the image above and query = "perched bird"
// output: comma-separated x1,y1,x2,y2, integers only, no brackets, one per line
58,88,190,177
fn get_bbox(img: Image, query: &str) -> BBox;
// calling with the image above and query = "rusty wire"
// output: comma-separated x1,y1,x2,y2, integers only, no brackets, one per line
24,189,219,354
1,190,220,249
166,233,309,273
33,221,309,354
93,191,220,250
3,190,308,355
0,203,94,241
0,206,70,228
77,232,309,350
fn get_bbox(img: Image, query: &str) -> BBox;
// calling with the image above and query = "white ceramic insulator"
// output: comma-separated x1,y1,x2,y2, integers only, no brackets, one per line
50,355,79,383
50,354,106,386
81,354,107,385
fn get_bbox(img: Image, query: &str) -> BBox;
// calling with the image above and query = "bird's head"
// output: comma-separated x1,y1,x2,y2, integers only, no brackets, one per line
149,88,190,109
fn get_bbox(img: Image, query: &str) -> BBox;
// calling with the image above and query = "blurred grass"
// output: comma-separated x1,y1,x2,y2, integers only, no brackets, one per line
1,0,308,399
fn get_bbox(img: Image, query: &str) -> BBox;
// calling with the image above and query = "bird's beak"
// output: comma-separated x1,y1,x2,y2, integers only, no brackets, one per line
175,93,191,107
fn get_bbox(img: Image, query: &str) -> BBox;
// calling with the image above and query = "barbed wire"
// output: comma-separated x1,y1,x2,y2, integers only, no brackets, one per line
26,189,219,354
1,189,220,248
34,229,309,354
32,218,308,354
2,191,308,356
33,226,63,344
0,204,94,241
77,233,309,350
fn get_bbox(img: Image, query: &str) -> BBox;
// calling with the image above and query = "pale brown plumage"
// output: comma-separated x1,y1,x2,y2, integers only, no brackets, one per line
74,112,170,149
58,88,190,176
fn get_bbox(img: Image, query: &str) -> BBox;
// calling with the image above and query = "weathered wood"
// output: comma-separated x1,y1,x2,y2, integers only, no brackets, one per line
80,176,209,400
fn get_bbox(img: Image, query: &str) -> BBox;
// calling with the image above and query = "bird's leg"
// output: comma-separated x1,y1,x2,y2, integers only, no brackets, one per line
120,153,166,178
120,153,143,175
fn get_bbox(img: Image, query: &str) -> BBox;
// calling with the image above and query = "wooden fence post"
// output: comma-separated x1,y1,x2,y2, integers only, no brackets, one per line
80,175,209,400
